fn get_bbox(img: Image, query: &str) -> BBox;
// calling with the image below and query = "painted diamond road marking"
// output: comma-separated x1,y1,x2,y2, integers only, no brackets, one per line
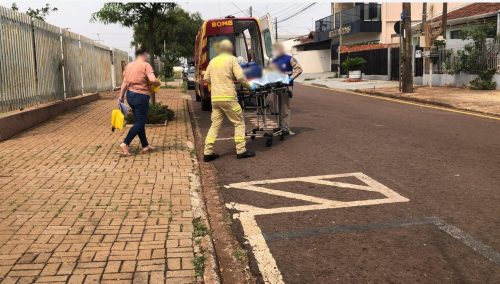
224,172,409,284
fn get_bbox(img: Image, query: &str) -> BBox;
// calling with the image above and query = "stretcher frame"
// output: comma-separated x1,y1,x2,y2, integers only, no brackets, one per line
238,83,289,147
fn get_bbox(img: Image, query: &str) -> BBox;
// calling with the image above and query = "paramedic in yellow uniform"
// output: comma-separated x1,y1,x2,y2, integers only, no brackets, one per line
203,39,256,162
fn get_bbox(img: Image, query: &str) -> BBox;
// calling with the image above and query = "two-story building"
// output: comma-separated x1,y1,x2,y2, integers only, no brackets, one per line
296,2,464,78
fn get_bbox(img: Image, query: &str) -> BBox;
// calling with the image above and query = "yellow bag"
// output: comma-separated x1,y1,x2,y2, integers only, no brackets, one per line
111,108,125,131
150,84,161,94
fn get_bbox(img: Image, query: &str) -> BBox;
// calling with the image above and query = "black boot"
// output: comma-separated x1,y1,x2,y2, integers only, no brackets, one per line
203,154,219,162
236,150,256,159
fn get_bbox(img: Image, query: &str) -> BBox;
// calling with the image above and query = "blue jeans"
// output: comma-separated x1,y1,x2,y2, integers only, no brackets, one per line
124,91,150,147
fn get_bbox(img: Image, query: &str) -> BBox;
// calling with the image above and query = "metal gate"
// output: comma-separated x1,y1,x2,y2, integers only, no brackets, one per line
390,47,400,81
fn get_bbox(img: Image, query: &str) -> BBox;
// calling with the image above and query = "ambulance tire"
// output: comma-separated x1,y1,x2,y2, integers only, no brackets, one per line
201,96,211,111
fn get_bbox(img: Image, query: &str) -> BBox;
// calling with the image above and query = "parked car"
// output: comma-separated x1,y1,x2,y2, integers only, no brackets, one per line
187,66,195,90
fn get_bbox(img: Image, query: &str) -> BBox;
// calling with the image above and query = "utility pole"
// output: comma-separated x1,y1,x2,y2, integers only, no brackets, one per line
422,3,427,33
249,6,252,17
275,17,278,41
401,3,413,93
337,11,342,77
441,3,448,38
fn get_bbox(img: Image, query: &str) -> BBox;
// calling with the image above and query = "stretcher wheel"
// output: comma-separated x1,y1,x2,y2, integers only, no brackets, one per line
266,137,273,147
251,129,256,140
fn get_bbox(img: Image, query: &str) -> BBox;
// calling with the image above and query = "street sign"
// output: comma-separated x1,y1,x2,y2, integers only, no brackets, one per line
329,26,352,37
400,11,409,20
394,21,401,34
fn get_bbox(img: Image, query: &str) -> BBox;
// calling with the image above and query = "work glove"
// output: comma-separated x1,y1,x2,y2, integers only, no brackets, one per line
249,83,257,92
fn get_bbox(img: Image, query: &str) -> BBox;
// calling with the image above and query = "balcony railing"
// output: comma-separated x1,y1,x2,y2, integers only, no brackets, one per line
315,4,381,34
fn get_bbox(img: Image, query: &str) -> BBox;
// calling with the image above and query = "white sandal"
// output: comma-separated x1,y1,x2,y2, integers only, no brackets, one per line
142,145,156,153
120,143,132,156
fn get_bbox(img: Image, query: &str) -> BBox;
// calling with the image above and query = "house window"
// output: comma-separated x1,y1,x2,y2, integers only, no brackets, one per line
450,30,461,39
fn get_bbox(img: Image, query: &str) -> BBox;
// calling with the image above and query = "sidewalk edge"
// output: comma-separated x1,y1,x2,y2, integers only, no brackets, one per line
186,99,256,284
355,89,500,119
183,99,221,284
301,83,500,120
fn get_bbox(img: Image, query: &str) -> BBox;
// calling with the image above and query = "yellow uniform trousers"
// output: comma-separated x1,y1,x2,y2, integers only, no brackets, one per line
204,101,246,155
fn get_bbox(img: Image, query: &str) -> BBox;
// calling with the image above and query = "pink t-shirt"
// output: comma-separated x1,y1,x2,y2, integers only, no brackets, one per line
123,59,154,95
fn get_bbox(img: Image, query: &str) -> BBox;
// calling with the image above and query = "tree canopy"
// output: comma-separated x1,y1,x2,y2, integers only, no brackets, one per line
11,2,58,21
92,3,203,101
91,3,201,77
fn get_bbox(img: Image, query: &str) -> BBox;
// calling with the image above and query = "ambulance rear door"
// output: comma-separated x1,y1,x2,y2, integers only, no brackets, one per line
259,13,274,65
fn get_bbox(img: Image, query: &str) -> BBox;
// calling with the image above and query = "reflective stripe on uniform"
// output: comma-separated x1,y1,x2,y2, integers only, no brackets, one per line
212,95,237,102
232,105,242,112
205,136,216,144
234,135,245,143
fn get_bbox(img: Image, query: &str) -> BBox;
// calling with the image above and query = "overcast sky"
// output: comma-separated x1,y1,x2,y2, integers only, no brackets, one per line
0,1,331,56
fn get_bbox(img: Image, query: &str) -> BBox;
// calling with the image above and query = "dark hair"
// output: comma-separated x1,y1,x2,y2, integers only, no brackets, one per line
135,48,148,57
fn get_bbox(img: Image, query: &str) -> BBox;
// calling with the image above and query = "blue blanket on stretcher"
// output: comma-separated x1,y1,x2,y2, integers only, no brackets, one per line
250,72,291,86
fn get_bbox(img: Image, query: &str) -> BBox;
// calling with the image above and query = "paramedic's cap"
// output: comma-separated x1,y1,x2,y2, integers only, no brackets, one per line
218,39,233,53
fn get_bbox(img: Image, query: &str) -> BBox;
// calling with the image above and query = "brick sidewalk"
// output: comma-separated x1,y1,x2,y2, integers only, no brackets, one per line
0,88,198,283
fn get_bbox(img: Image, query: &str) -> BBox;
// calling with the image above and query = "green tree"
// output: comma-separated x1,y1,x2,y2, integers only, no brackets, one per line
131,7,202,77
11,2,58,21
91,3,177,104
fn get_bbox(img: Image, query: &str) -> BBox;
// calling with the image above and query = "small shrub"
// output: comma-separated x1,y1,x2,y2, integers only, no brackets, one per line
470,69,497,90
342,57,366,72
193,253,205,276
192,217,209,238
125,103,175,124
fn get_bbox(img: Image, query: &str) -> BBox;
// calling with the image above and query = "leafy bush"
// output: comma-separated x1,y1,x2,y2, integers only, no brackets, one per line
470,69,497,90
342,57,366,71
126,103,175,124
433,39,446,48
440,23,498,90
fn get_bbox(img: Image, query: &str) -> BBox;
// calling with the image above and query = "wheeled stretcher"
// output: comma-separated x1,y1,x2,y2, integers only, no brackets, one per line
238,82,289,147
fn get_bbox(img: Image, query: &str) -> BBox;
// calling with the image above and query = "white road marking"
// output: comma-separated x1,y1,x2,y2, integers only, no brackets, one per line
224,172,409,284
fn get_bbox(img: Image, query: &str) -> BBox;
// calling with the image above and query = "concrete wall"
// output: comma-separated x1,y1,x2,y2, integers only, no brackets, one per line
295,49,331,73
422,73,500,89
0,93,99,141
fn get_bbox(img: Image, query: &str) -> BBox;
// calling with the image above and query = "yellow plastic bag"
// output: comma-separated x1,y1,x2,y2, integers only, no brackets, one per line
150,84,161,94
111,108,125,131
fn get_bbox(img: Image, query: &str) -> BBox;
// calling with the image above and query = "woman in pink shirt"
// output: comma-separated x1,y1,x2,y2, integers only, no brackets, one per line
118,48,161,156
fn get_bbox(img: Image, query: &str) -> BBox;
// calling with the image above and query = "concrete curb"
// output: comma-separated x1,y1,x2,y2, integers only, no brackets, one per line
300,82,500,119
354,89,500,119
183,99,220,284
186,98,256,283
0,93,100,141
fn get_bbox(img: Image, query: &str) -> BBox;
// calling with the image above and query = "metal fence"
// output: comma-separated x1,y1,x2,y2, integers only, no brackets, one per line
0,5,129,113
434,43,500,75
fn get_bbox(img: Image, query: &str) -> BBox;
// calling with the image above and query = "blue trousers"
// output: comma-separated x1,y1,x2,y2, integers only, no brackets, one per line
124,91,150,147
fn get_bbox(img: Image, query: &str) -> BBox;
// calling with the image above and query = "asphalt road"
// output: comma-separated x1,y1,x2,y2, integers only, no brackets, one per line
190,84,500,283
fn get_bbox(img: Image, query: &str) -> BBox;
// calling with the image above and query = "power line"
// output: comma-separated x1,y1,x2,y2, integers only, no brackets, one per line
272,3,303,18
227,9,248,17
278,3,317,23
230,2,249,17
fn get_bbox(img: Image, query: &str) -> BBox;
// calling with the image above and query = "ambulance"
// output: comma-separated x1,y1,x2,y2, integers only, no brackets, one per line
194,14,274,111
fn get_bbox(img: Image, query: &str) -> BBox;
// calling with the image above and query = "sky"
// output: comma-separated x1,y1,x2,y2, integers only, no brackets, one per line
0,1,331,56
